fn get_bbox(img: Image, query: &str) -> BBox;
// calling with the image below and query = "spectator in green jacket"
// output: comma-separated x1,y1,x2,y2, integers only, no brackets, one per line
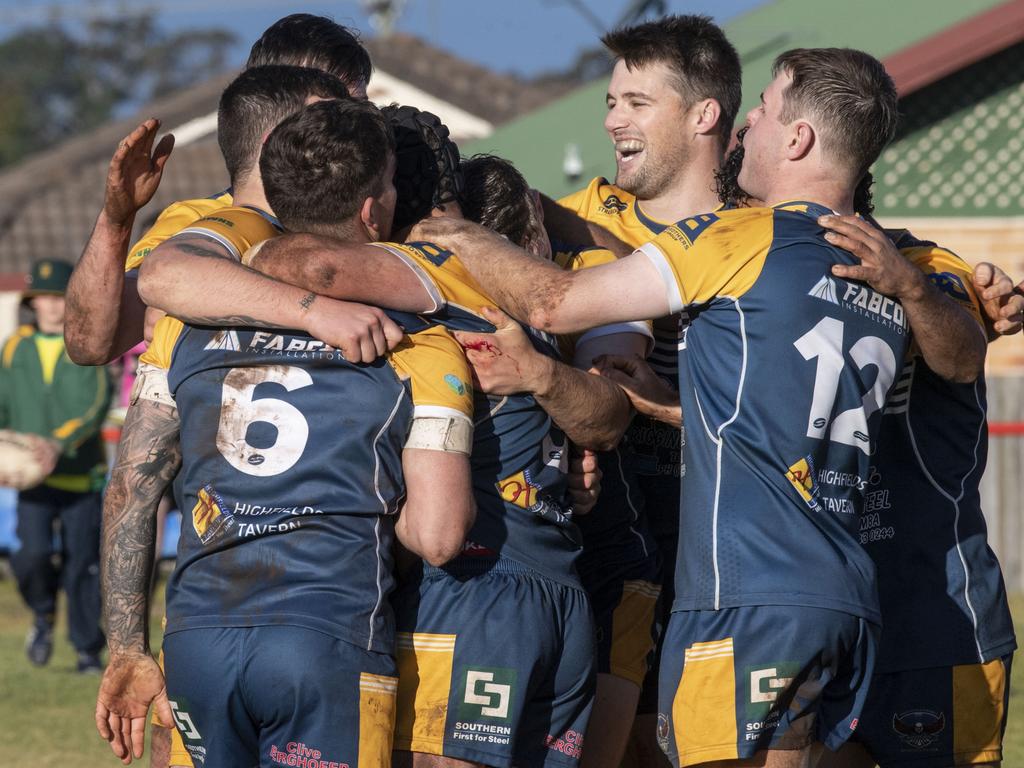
0,259,111,672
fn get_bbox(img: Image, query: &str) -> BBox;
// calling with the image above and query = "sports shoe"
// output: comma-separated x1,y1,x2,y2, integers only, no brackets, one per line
76,651,104,674
25,621,54,667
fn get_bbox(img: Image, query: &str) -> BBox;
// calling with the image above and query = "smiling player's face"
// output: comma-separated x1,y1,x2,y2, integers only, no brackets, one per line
604,59,691,200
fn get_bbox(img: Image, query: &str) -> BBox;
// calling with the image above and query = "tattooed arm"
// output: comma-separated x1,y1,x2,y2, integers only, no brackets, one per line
95,389,180,764
138,233,403,362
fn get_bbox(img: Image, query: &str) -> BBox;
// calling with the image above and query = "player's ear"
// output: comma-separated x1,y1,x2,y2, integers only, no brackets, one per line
787,120,815,161
360,196,384,241
692,98,722,137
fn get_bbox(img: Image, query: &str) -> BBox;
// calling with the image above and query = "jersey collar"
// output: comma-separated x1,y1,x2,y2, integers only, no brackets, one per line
240,204,284,232
771,200,836,219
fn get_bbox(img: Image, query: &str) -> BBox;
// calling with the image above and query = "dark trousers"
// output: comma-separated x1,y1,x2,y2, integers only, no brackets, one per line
10,484,105,653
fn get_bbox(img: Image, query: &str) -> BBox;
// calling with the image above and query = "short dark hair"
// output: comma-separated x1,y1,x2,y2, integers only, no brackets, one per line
773,48,898,179
261,99,395,234
218,65,349,185
602,15,741,149
382,104,463,232
461,154,542,251
246,14,372,91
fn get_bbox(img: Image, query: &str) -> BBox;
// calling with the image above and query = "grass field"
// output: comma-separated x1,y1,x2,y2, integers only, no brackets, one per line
0,576,1021,768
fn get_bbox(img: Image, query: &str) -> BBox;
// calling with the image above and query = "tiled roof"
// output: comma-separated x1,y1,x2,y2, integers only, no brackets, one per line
463,0,1013,200
0,33,566,274
0,73,234,274
365,33,572,125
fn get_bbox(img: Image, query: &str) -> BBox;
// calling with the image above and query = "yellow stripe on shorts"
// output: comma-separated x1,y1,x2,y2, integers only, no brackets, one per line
673,637,739,766
609,580,661,687
358,672,398,767
953,657,1006,764
394,632,457,755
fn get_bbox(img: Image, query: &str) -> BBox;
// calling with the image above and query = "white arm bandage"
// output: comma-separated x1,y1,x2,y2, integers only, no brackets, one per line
405,415,473,455
129,363,177,410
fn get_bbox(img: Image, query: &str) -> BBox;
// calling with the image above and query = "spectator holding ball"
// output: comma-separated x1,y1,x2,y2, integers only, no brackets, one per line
0,259,110,672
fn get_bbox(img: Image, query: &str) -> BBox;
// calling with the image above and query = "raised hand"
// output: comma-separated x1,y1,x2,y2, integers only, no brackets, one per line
104,118,175,227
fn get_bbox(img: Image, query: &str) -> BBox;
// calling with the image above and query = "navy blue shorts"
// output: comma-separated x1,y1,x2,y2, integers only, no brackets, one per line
163,625,397,768
578,542,660,688
657,605,877,767
392,557,595,767
851,654,1012,767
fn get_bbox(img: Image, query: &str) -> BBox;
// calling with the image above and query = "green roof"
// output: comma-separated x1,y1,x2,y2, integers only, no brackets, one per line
464,0,1011,204
873,40,1024,217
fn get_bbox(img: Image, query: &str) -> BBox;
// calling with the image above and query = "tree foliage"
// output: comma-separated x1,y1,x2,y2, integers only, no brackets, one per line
0,14,234,167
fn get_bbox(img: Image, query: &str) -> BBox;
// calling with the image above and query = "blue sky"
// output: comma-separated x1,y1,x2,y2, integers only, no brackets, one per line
0,0,765,78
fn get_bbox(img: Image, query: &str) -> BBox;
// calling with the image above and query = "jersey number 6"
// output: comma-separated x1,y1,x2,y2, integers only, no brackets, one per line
216,366,313,477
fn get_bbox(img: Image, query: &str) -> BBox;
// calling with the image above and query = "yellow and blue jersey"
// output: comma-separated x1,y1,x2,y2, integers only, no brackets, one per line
560,179,684,555
867,229,1015,672
641,201,912,623
559,176,673,246
142,207,474,653
376,240,579,587
124,189,234,272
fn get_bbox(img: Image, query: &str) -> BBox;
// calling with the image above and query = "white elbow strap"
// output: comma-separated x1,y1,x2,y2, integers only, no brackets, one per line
130,363,176,409
406,414,473,455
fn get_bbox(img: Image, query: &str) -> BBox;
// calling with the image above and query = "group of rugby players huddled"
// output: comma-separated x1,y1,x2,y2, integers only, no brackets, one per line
73,12,1024,768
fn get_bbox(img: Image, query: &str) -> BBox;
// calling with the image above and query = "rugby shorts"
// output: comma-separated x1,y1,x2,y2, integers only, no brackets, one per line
657,604,878,767
392,556,595,767
633,472,680,716
162,625,397,768
578,541,660,688
850,654,1012,766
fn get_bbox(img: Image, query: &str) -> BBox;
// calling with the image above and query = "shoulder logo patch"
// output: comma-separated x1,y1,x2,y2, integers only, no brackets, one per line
927,271,970,303
204,330,241,351
807,275,840,304
598,194,629,214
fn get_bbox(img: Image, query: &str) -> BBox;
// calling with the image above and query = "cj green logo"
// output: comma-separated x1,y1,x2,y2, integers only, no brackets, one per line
458,667,516,720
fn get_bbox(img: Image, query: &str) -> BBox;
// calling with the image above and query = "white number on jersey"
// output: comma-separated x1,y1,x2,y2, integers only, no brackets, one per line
794,318,897,454
216,366,313,476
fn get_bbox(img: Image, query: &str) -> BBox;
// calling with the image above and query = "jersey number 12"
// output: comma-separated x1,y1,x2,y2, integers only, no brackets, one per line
793,317,897,454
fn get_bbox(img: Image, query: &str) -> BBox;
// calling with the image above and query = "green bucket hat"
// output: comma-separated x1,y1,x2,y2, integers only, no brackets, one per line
24,259,73,297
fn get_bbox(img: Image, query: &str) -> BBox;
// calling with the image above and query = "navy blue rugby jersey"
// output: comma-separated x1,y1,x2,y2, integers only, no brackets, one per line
375,241,579,586
140,208,474,653
640,202,912,623
552,245,658,565
867,230,1015,671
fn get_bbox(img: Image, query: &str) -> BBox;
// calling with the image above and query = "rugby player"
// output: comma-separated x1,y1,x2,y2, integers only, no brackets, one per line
246,107,615,768
817,218,1016,768
610,96,1021,768
455,153,663,767
63,13,391,367
96,91,478,767
545,18,742,766
406,47,922,768
91,64,373,768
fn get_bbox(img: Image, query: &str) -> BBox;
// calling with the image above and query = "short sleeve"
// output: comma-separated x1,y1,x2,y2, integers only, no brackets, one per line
371,241,494,317
904,246,984,329
125,195,231,271
637,207,774,311
174,208,280,262
388,325,474,422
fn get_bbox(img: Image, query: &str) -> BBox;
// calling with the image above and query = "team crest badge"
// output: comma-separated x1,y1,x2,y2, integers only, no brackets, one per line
191,484,235,544
892,710,945,749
